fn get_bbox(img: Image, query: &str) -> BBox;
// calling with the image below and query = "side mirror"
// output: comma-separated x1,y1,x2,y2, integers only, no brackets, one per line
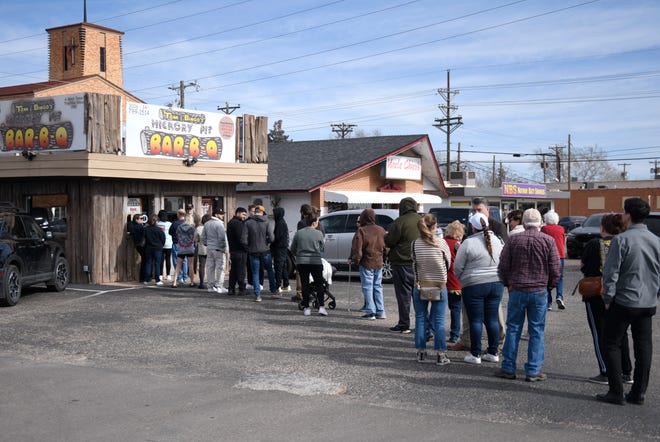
45,231,53,240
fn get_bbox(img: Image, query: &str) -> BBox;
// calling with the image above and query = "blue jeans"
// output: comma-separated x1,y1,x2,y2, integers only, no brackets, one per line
172,244,188,283
547,258,565,303
249,253,276,297
502,289,548,375
462,282,503,357
412,286,448,352
359,266,385,316
143,248,162,283
448,291,462,341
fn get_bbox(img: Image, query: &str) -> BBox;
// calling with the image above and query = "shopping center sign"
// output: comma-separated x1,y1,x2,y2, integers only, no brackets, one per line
501,182,546,198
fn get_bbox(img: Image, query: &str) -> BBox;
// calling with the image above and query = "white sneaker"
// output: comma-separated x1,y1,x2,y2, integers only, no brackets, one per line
303,308,312,316
156,281,164,286
318,307,328,316
280,286,292,292
259,284,264,290
217,287,228,294
246,284,253,290
481,353,499,363
208,286,216,293
464,354,482,364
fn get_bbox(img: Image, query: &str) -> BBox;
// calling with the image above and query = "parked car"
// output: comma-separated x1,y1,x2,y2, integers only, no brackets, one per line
566,212,660,259
318,209,400,282
558,215,586,233
428,206,502,234
0,202,69,306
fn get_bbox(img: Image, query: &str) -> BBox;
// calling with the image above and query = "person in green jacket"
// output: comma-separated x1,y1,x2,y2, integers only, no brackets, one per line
384,197,420,333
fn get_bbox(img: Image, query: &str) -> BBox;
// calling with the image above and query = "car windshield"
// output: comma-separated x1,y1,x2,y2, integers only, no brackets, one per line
582,214,605,228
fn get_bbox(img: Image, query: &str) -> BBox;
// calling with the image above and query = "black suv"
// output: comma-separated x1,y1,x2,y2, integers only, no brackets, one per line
0,203,69,306
566,212,660,259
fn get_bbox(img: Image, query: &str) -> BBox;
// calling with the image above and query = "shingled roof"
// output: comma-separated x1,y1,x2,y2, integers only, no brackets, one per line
237,134,444,193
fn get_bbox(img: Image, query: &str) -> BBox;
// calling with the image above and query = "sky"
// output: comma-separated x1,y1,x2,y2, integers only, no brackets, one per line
1,0,660,182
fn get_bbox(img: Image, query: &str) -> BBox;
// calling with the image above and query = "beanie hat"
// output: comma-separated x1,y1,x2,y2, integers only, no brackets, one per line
523,208,542,227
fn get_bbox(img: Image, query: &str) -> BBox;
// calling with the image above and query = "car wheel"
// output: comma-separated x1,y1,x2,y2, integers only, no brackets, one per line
47,256,69,292
1,264,22,307
382,257,393,283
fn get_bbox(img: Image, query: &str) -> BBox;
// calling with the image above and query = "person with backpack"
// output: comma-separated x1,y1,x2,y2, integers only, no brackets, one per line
171,210,196,287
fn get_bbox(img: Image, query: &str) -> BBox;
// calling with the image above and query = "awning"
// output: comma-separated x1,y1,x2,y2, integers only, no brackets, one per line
324,190,442,205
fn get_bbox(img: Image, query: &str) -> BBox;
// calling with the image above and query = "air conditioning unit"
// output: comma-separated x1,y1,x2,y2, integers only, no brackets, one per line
448,171,476,187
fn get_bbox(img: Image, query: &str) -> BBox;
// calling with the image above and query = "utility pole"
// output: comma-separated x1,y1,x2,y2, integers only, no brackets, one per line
538,153,551,183
168,80,199,108
549,144,565,182
331,123,356,139
491,155,496,187
433,70,462,179
650,159,660,179
618,163,631,180
567,134,572,215
217,102,240,114
456,142,461,171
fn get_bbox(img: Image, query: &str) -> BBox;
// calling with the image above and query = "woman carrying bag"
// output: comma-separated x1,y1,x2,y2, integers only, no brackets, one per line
411,214,451,365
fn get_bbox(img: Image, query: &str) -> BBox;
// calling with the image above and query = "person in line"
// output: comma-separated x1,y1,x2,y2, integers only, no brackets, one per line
443,220,464,344
597,198,660,405
411,214,451,365
496,209,560,382
271,207,291,294
226,207,249,296
157,210,173,281
292,204,324,302
130,213,146,282
454,213,504,365
506,210,524,236
290,213,327,316
143,214,165,286
542,211,567,310
581,213,633,385
245,205,277,302
468,197,507,240
385,197,420,334
194,214,211,289
171,212,196,287
350,208,387,320
246,204,264,292
202,208,229,294
169,209,188,285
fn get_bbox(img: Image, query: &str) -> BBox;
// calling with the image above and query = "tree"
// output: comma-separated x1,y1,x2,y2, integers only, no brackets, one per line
354,128,383,138
268,120,290,143
532,145,619,183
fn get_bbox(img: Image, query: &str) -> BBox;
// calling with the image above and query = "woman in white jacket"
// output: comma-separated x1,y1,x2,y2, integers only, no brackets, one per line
454,213,505,365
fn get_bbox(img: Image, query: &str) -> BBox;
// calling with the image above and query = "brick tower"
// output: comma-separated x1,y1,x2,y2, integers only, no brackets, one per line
46,22,124,88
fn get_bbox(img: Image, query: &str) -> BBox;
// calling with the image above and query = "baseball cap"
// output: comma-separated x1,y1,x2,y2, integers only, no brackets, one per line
255,205,266,214
213,208,225,215
469,212,489,231
185,204,194,211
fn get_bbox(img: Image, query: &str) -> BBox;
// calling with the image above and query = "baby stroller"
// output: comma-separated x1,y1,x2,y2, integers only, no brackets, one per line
296,258,336,310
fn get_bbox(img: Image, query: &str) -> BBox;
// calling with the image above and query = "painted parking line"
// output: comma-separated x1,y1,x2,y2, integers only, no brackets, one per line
65,286,140,301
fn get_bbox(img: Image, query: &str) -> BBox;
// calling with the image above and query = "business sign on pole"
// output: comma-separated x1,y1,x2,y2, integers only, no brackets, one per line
502,182,547,198
125,102,236,162
385,155,422,180
0,94,86,154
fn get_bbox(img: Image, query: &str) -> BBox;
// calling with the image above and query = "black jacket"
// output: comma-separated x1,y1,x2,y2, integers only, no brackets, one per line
144,224,165,251
271,207,289,250
227,216,248,253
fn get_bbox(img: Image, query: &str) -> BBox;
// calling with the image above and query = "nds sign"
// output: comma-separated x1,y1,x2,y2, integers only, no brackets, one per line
385,155,421,180
502,182,547,198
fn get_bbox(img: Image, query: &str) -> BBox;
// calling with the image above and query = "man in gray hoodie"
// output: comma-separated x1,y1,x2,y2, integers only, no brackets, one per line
245,205,277,302
201,208,228,294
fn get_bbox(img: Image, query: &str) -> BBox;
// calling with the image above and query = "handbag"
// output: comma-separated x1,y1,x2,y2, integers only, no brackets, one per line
412,241,446,302
578,276,603,297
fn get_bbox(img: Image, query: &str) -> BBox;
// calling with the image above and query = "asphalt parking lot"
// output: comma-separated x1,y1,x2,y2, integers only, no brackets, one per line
1,259,659,441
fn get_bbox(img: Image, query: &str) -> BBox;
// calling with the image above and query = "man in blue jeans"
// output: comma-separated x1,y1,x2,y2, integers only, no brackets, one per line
496,208,561,382
245,205,277,302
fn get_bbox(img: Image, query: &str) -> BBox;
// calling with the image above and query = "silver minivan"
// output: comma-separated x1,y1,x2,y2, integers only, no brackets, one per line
319,209,399,282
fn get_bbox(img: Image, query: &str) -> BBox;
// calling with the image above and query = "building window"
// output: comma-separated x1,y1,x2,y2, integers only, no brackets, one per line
100,47,106,72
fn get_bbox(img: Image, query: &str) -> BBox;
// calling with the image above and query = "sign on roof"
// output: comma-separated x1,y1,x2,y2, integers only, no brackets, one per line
502,182,547,198
385,155,421,180
125,102,236,162
0,94,86,154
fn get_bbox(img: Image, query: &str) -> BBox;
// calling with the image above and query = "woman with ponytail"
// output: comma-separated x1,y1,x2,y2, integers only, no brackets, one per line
411,214,452,365
454,212,505,365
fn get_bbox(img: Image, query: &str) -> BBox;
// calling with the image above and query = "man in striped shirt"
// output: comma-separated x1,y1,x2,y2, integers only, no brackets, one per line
496,208,560,382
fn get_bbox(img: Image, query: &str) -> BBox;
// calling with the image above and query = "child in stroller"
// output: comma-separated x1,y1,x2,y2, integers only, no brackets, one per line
296,258,336,310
